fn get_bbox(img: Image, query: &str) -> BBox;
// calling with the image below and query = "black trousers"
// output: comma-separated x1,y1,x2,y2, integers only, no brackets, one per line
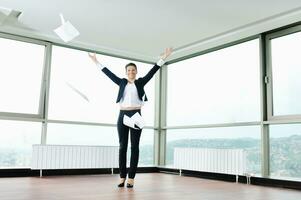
117,109,142,179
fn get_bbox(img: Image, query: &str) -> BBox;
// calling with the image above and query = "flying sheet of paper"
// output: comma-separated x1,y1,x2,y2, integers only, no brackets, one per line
0,9,12,25
65,81,89,102
131,112,145,129
123,115,138,129
123,112,145,130
0,8,35,31
54,13,80,42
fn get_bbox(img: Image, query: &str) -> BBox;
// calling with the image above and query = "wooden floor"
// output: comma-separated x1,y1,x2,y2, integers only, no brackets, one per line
0,173,300,200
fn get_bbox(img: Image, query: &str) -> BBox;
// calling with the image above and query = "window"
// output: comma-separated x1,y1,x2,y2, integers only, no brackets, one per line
270,32,301,116
0,120,41,168
166,126,261,174
167,39,260,126
48,46,155,125
0,37,45,114
47,123,154,166
270,124,301,179
47,123,119,146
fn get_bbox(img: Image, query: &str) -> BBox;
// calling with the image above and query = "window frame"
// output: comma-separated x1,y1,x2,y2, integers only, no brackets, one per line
0,32,50,120
265,25,301,121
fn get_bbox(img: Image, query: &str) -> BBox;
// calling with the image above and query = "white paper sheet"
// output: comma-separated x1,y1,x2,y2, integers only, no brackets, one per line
54,14,80,42
123,112,145,130
65,81,89,102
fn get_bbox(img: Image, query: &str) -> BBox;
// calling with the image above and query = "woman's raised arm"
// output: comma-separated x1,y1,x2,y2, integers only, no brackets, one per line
88,52,122,85
141,47,173,84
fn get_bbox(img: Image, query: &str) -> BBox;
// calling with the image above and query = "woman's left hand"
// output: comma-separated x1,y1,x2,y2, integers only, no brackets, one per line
160,47,173,60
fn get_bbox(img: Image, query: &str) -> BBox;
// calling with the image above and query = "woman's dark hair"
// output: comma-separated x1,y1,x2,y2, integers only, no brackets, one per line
125,63,137,71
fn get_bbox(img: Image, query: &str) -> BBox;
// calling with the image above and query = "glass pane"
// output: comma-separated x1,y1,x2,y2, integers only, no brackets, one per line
47,123,119,146
270,124,301,179
0,37,44,114
48,46,155,125
136,129,154,166
0,120,41,168
47,123,154,166
166,126,261,175
270,32,301,116
167,39,260,126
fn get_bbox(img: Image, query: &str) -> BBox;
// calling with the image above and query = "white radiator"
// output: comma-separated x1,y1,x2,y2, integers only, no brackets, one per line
31,144,119,176
174,148,246,176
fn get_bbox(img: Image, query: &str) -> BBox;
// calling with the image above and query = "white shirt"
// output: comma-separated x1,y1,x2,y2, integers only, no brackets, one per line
96,58,166,107
119,82,144,107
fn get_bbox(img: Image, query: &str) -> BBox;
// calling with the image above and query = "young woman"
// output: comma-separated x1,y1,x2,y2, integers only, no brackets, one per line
88,47,173,188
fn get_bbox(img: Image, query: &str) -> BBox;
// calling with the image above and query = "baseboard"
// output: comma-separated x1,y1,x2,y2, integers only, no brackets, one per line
0,167,158,177
157,167,301,190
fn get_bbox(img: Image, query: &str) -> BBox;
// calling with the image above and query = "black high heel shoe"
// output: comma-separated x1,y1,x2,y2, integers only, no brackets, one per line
126,178,134,188
117,179,126,187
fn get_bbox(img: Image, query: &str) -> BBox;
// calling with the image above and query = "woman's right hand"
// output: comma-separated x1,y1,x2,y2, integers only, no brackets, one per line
88,52,99,64
160,47,173,60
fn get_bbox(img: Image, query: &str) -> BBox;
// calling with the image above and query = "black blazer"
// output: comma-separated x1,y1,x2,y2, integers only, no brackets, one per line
101,64,161,103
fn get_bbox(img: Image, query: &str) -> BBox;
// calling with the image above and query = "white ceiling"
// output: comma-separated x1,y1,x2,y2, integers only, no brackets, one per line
1,0,301,63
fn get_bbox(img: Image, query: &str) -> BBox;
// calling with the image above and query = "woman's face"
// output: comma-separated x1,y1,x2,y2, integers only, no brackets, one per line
126,65,137,80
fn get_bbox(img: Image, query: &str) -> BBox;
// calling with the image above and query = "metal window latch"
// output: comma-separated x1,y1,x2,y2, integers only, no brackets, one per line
264,76,269,84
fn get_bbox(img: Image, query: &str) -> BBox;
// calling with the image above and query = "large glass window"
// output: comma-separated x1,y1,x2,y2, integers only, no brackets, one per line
270,124,301,179
166,126,261,174
270,32,301,116
167,39,260,126
0,120,41,168
0,38,45,114
47,123,154,166
48,46,155,126
47,123,119,146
